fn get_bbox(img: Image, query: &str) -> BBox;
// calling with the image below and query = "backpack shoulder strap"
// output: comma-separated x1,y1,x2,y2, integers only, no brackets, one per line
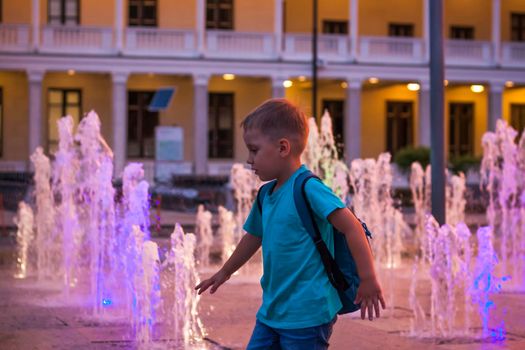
256,180,277,214
293,170,322,241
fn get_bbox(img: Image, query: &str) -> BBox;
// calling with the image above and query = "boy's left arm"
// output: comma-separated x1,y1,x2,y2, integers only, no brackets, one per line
328,208,386,321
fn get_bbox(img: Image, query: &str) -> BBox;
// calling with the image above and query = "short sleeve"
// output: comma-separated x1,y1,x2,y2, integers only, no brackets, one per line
243,200,263,237
304,178,346,220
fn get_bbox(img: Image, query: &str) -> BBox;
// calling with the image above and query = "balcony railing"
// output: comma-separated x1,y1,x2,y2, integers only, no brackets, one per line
0,24,31,52
125,27,196,57
501,42,525,67
283,33,349,61
2,24,525,69
359,36,425,64
40,25,113,54
205,30,275,59
445,40,493,66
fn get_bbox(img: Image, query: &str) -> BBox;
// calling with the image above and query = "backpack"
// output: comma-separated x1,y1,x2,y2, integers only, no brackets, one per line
256,170,373,314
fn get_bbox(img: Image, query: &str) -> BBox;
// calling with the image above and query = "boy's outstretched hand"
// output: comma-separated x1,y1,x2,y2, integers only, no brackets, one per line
354,277,386,321
195,269,231,295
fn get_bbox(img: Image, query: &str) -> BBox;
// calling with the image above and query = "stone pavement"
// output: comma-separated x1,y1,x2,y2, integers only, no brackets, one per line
1,264,524,350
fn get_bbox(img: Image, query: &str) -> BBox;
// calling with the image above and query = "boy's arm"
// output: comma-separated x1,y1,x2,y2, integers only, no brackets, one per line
195,232,262,295
328,208,386,320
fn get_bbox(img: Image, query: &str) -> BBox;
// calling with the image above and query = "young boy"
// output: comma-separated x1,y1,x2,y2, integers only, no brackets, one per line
195,98,385,349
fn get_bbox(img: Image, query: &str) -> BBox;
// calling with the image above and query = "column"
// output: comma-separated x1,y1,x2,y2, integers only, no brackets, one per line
193,74,209,175
349,0,359,61
196,0,205,55
345,79,362,162
274,0,284,57
271,76,286,98
488,82,504,131
418,80,431,146
111,72,129,176
27,70,45,169
115,0,124,52
423,0,430,62
492,0,501,65
32,0,40,51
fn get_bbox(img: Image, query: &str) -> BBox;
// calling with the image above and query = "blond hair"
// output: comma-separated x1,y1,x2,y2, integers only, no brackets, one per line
241,98,309,155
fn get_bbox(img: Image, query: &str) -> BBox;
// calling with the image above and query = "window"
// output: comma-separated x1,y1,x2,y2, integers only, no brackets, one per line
388,23,414,37
511,13,525,42
208,93,234,158
322,99,345,158
129,0,157,27
127,91,158,158
206,0,234,30
386,101,413,155
48,0,80,25
48,89,82,153
450,26,475,40
449,103,474,157
0,88,3,157
0,0,3,23
511,104,525,140
322,20,348,35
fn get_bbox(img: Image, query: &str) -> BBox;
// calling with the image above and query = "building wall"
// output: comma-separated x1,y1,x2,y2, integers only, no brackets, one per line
0,72,29,161
444,85,487,156
285,0,349,33
4,0,31,24
236,0,274,32
82,0,114,26
127,74,194,161
501,0,525,41
361,84,419,158
208,76,272,162
360,0,423,37
159,0,196,29
445,0,491,40
42,72,112,149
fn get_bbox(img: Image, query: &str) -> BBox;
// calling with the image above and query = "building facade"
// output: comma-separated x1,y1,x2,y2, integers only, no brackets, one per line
0,0,525,180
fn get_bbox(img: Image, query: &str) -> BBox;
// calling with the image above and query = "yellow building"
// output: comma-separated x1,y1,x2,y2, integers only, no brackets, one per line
1,0,524,179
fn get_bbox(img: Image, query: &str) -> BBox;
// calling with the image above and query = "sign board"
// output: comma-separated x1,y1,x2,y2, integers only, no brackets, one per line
155,126,183,161
148,87,176,112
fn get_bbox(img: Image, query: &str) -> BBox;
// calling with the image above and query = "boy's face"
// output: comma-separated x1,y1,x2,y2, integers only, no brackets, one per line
243,128,282,181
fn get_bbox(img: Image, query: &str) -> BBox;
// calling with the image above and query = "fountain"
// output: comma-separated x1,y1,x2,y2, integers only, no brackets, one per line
14,201,34,279
217,205,236,264
18,111,207,348
481,119,525,290
195,204,213,267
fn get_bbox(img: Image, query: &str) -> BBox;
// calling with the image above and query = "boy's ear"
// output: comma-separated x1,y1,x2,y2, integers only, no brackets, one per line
278,138,291,157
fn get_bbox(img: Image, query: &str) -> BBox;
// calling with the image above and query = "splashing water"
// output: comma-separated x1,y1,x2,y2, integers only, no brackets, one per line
470,226,507,340
14,202,34,279
195,204,213,267
217,206,237,264
481,119,525,290
31,147,60,282
229,163,259,243
163,224,206,348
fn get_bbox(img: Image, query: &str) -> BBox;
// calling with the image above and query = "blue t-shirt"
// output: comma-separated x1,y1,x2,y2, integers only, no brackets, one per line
243,165,346,329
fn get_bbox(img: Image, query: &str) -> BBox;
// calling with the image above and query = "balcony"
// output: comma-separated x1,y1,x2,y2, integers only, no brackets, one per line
283,34,349,62
125,27,196,57
501,42,525,67
359,36,425,64
205,30,275,59
40,25,113,54
445,40,493,66
0,24,31,52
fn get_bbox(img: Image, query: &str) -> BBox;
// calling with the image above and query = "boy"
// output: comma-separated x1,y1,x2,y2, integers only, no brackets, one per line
195,98,385,349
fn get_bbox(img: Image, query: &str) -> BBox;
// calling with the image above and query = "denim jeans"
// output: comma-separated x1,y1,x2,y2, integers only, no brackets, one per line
246,317,337,350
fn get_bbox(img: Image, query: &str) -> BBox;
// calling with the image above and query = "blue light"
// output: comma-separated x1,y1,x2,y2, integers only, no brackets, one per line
102,298,112,306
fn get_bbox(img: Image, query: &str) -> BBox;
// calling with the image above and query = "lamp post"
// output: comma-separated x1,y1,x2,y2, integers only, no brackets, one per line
429,0,446,225
312,0,318,119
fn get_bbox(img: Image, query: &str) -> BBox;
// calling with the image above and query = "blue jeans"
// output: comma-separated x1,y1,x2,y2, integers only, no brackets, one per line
246,317,337,350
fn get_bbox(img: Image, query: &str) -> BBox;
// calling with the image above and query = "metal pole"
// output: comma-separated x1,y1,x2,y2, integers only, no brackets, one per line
429,0,446,225
312,0,318,119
